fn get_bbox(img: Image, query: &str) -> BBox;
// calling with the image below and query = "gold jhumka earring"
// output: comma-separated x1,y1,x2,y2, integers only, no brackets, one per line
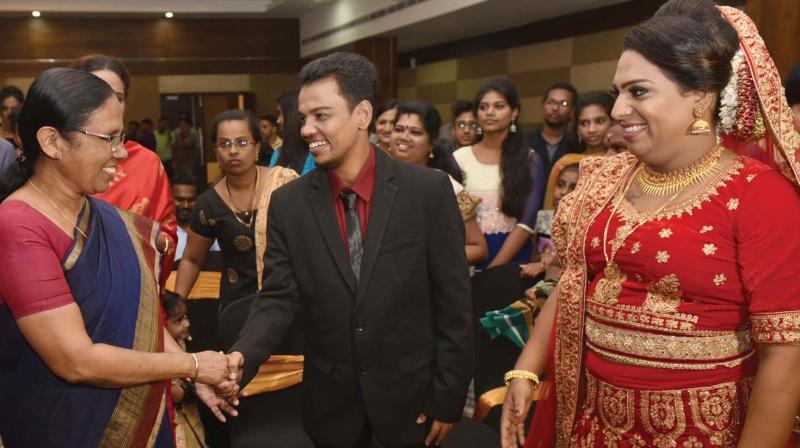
690,103,712,135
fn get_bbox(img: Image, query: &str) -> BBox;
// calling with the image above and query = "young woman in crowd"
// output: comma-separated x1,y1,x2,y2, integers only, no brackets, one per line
373,99,398,154
453,78,545,270
174,109,308,445
0,68,231,447
574,90,615,155
270,89,316,175
389,100,488,266
502,2,800,446
175,109,297,319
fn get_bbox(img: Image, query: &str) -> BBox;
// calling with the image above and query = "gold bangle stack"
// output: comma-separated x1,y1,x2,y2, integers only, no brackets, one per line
504,369,541,387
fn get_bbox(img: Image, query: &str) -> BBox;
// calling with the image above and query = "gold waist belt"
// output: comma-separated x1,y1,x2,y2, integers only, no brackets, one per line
585,317,754,370
241,355,304,396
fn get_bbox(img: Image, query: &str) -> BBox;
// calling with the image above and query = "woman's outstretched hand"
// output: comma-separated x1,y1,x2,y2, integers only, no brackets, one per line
500,378,536,448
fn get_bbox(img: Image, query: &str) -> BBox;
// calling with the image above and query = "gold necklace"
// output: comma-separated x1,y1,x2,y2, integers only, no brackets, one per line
634,144,724,196
594,165,681,305
225,168,259,228
29,180,88,239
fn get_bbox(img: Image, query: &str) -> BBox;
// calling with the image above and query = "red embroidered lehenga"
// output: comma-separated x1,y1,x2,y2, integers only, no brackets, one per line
525,6,800,448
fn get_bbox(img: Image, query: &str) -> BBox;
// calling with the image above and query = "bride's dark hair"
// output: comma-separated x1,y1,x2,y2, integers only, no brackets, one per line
624,0,739,115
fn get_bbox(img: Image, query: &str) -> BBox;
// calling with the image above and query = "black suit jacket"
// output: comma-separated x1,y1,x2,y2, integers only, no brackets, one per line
526,128,581,177
231,149,474,447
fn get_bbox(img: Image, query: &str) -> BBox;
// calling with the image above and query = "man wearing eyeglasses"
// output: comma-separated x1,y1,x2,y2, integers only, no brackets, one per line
526,82,581,177
451,100,479,150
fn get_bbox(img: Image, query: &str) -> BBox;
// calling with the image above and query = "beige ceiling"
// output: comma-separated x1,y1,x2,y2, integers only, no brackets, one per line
0,0,336,16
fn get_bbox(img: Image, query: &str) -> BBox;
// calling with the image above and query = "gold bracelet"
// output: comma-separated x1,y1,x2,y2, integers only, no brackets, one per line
504,369,541,387
190,353,199,380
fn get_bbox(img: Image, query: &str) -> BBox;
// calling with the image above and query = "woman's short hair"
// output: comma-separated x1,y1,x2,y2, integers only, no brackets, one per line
575,91,615,121
210,109,260,144
396,101,464,183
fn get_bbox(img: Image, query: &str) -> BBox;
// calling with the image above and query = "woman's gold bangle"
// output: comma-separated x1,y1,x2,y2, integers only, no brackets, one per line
190,353,199,380
504,369,540,387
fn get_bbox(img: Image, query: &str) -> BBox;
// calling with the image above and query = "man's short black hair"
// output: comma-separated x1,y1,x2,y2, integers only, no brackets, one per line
170,170,199,190
141,118,153,126
451,100,474,122
542,82,578,104
298,52,377,110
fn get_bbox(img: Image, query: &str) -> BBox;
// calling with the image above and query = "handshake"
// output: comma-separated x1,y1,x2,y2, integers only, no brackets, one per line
190,351,246,422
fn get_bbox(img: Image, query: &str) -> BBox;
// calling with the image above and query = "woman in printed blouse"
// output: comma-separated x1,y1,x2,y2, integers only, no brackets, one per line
173,109,307,445
389,100,488,266
501,1,800,447
453,78,545,271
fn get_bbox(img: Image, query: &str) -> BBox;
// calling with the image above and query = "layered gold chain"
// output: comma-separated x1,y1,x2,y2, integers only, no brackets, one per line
634,144,724,197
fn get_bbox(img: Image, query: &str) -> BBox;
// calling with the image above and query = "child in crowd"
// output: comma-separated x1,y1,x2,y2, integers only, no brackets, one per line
164,291,206,448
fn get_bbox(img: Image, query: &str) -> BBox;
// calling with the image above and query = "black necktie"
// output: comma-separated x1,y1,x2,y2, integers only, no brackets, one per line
340,190,363,280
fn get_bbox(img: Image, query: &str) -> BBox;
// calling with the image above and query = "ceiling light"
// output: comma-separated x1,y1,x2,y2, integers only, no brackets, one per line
165,12,174,18
32,10,41,17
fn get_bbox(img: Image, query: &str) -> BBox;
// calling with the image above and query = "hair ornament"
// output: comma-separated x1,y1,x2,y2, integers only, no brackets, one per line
718,48,744,134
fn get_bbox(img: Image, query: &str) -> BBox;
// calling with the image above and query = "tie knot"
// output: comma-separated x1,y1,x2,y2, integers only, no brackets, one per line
340,190,358,211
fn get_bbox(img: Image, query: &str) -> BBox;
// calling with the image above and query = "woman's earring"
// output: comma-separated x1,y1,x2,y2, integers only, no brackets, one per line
476,126,483,136
690,103,712,135
53,152,62,160
510,121,517,134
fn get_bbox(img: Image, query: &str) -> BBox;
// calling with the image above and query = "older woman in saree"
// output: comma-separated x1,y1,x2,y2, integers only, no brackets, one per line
502,1,800,447
0,68,233,448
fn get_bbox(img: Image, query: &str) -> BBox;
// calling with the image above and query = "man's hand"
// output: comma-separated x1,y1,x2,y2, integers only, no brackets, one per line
195,382,240,422
215,351,245,399
417,413,454,447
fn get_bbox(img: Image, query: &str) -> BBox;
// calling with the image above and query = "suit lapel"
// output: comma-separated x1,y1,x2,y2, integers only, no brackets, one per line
357,151,397,300
308,169,358,294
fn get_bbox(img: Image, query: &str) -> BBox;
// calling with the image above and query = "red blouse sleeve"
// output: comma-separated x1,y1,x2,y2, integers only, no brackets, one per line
735,168,800,344
0,202,75,319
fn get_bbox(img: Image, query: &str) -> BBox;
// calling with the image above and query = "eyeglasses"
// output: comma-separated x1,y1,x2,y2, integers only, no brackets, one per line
215,137,254,150
545,99,571,109
79,129,127,153
455,121,478,130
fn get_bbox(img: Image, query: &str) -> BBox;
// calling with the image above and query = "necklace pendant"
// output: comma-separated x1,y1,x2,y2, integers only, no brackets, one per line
594,262,626,305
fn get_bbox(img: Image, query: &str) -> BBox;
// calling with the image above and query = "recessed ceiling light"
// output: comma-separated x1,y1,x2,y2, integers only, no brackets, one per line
32,10,41,17
165,11,174,18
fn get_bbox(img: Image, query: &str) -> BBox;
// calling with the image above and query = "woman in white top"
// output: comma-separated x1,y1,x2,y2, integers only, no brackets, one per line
390,100,488,266
453,78,545,270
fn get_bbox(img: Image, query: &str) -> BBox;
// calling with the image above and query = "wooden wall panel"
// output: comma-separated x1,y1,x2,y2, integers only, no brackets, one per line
746,0,800,76
0,17,301,77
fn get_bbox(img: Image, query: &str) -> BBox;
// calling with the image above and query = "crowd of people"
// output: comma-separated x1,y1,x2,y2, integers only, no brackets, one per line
2,0,800,447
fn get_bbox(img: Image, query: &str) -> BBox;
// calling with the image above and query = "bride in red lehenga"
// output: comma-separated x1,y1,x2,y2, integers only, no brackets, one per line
500,1,800,447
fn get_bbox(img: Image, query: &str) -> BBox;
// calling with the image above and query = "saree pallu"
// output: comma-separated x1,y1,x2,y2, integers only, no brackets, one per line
0,197,173,448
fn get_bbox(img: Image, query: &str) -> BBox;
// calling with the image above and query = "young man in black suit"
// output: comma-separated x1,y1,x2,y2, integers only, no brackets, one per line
224,52,473,448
